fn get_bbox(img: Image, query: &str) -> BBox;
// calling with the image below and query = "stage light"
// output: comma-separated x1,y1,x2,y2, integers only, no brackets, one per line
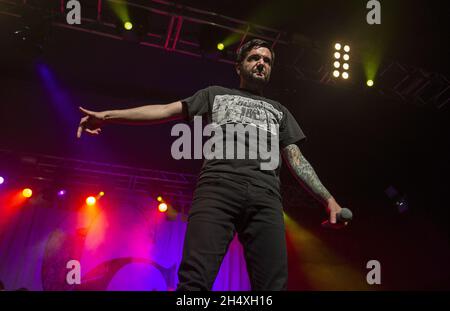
199,24,228,58
158,202,168,213
0,176,4,185
22,188,33,198
332,42,350,80
110,2,149,42
124,21,133,30
86,196,96,206
367,80,374,87
57,189,66,197
99,191,105,197
157,195,163,202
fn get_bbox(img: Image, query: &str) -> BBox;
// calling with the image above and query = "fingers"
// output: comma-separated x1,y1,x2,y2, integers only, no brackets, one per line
77,127,101,138
85,128,101,135
76,108,104,138
77,116,88,138
79,106,95,116
329,210,337,224
77,125,83,138
76,115,102,138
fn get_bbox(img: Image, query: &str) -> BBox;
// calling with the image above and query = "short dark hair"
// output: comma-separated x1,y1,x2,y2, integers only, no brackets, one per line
236,39,275,66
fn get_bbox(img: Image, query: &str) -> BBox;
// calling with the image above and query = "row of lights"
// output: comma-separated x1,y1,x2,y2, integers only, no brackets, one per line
1,176,170,212
333,43,375,87
0,176,101,206
20,187,104,206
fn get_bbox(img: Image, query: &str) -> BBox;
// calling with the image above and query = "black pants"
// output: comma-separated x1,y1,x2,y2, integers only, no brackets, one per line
177,176,288,291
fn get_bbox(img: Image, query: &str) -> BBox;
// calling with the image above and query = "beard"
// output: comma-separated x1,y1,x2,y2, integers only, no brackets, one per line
242,67,270,86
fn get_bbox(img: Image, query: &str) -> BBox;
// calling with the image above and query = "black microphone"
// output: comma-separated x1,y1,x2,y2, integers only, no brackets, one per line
336,208,353,223
321,207,353,229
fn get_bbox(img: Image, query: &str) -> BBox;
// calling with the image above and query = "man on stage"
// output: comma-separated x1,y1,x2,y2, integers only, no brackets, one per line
77,39,349,290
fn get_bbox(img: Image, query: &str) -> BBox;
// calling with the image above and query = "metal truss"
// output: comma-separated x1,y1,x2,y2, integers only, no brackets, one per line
0,0,448,108
376,61,450,110
0,149,197,213
0,0,289,64
286,44,449,110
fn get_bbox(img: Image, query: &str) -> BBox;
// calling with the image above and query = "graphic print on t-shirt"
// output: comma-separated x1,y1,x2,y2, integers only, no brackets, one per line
211,95,283,135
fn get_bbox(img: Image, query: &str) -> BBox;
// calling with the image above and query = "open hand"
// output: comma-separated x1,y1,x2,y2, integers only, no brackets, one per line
77,107,106,138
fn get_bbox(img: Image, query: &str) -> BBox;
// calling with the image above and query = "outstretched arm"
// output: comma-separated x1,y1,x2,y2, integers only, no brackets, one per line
77,101,184,138
282,143,344,225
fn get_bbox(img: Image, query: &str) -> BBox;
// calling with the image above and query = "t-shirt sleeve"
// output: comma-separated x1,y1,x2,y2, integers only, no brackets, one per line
181,87,210,122
279,106,306,148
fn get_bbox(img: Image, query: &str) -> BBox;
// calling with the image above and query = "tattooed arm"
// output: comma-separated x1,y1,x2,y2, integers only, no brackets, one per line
282,143,343,224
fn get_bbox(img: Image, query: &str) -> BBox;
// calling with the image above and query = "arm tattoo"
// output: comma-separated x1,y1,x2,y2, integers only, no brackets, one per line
283,144,332,201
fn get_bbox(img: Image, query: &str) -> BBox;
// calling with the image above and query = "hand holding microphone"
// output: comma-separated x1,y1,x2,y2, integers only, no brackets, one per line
321,197,353,229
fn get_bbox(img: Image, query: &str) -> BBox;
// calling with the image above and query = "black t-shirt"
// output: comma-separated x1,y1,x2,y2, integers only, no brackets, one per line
182,85,306,197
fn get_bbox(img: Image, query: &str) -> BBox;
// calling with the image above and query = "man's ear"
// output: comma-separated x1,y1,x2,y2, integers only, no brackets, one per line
235,63,241,76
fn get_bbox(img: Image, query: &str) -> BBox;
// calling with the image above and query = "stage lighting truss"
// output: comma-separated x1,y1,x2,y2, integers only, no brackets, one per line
0,0,448,109
0,0,288,64
0,149,197,215
377,62,450,109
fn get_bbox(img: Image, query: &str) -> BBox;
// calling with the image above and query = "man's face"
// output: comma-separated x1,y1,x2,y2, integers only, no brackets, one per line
237,46,273,85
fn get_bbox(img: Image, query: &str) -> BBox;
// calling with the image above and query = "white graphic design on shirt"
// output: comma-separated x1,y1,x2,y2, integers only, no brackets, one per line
211,95,283,135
